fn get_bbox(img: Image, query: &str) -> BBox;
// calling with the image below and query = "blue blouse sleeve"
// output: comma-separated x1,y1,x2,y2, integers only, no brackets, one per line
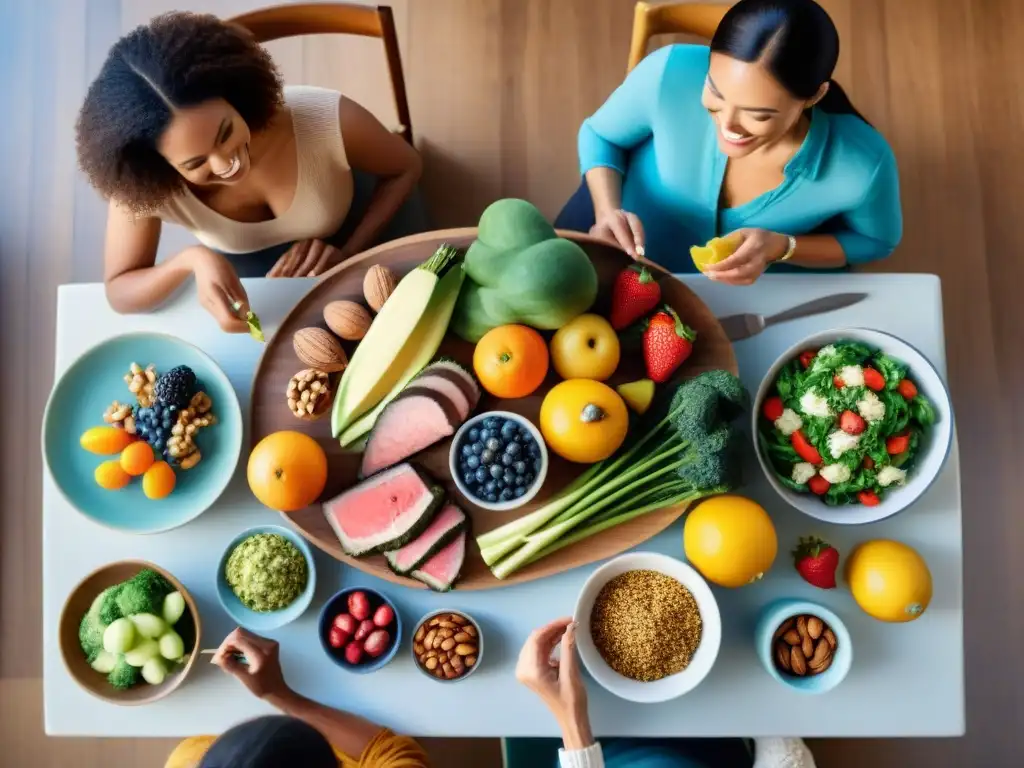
577,46,673,176
834,145,903,264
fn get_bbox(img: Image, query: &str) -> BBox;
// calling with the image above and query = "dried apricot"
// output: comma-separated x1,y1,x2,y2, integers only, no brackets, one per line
94,460,131,490
80,426,134,455
120,441,155,476
142,461,176,499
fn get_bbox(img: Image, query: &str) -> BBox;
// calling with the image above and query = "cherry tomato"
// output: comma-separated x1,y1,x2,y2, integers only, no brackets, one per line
897,379,918,399
839,410,866,435
763,396,785,422
862,456,875,469
886,433,911,455
858,490,881,506
799,350,818,369
863,367,886,391
791,430,823,465
833,375,845,388
808,475,831,495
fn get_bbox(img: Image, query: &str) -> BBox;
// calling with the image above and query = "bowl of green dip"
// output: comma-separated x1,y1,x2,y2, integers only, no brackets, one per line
216,525,317,630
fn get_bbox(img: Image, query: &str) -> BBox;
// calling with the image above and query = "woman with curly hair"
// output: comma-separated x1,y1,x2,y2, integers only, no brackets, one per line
77,12,425,332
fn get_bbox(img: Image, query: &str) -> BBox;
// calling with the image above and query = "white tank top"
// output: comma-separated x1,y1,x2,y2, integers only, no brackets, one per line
159,86,354,254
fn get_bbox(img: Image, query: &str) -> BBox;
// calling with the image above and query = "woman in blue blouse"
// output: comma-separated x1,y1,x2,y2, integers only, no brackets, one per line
555,0,902,284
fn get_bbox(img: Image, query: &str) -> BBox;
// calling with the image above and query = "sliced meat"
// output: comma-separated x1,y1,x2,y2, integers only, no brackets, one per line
384,503,467,575
360,388,462,478
411,530,467,592
323,463,444,556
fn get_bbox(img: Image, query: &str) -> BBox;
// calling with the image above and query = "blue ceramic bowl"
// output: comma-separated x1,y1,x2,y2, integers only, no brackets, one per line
42,332,243,533
318,588,402,674
755,599,852,694
216,525,317,631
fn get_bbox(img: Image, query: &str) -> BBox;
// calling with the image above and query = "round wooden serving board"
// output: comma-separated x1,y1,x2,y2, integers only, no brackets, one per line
250,229,737,590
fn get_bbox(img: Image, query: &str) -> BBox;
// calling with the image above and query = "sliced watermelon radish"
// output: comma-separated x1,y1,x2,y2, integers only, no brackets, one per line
411,530,467,592
359,389,462,478
384,503,466,575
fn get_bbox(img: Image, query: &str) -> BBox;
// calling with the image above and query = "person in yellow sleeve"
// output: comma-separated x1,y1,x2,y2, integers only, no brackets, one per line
165,628,429,768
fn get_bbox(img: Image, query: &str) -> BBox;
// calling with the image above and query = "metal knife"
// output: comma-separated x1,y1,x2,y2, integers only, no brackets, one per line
719,293,868,341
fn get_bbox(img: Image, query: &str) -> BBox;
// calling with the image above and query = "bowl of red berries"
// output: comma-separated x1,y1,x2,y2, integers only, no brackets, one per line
318,588,401,673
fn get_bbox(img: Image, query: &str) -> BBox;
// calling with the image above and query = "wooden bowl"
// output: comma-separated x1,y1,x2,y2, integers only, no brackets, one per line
59,560,201,706
250,228,737,590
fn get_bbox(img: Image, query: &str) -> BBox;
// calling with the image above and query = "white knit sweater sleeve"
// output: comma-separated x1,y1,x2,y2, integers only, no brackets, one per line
753,737,817,768
558,743,605,768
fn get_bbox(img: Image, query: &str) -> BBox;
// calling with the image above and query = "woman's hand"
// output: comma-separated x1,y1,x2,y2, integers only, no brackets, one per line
189,246,250,333
516,617,593,749
704,228,790,285
211,627,290,700
267,239,340,278
590,209,646,259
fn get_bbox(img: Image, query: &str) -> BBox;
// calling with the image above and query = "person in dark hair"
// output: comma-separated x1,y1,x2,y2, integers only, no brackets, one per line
77,12,425,331
555,0,902,283
164,628,429,767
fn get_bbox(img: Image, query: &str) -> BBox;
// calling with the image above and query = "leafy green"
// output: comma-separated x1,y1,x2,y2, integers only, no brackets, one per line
911,396,936,426
778,475,810,493
875,354,908,390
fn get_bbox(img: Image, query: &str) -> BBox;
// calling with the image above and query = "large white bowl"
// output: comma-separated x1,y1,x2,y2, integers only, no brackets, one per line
574,552,721,703
752,328,954,525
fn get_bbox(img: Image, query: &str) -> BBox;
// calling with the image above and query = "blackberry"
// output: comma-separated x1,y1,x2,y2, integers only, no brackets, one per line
154,365,196,409
134,403,178,458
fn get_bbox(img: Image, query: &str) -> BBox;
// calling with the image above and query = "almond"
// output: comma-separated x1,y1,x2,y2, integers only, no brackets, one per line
293,327,347,372
824,628,837,649
323,300,372,341
782,629,801,646
363,264,397,312
773,618,795,642
810,637,831,666
796,615,809,640
809,653,833,675
790,645,807,676
807,616,824,640
801,634,814,659
775,641,792,673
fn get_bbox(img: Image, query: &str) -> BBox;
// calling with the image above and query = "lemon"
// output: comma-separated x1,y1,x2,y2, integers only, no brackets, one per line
683,495,777,587
845,540,932,622
690,236,740,272
616,379,655,415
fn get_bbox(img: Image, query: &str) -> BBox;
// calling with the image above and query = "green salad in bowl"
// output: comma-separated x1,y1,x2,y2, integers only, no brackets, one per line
757,340,937,507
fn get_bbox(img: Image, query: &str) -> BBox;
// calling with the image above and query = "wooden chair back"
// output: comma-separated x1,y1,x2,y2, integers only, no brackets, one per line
229,3,413,144
628,2,729,72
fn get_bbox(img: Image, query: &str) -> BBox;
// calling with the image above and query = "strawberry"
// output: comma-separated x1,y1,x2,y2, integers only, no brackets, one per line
610,265,662,330
793,536,839,589
642,307,696,383
862,367,886,391
897,379,918,400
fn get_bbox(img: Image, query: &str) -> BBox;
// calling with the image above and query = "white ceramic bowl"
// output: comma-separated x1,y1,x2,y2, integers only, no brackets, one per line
449,411,549,512
574,552,721,703
753,328,954,525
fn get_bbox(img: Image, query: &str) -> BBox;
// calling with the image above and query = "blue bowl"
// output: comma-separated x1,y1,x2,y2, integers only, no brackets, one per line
755,599,852,694
216,525,317,631
42,332,243,533
318,588,402,674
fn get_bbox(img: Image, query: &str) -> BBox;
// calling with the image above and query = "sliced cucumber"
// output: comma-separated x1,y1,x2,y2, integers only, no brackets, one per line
124,638,160,667
129,612,167,639
162,592,186,625
89,650,117,674
158,630,184,661
102,618,136,654
141,657,168,686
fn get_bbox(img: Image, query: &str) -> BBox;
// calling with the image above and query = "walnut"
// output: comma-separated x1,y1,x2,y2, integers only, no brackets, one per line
124,363,157,407
167,391,217,465
103,400,136,435
286,369,333,420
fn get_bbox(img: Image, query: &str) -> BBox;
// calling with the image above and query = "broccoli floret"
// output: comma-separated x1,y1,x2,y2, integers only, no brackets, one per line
691,369,750,418
107,655,142,690
78,588,113,663
669,380,720,440
115,569,173,617
678,428,743,490
98,584,124,625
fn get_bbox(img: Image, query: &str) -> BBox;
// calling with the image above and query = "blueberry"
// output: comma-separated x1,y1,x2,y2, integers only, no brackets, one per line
533,458,543,473
486,493,498,503
527,442,540,458
506,442,522,458
486,437,502,452
479,428,491,442
463,473,476,487
489,464,504,480
481,449,495,465
501,453,515,467
514,475,525,487
495,478,506,490
461,444,474,458
503,471,516,485
484,480,498,494
514,486,527,498
519,427,531,441
483,416,499,429
153,439,164,451
466,455,480,470
475,467,489,484
468,427,480,442
514,460,528,475
500,488,514,501
471,442,484,456
525,472,536,485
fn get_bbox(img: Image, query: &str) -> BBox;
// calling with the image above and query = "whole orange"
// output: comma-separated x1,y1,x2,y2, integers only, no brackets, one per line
247,431,328,511
473,324,550,399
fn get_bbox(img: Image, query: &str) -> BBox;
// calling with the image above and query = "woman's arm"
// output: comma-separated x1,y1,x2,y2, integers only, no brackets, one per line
335,96,423,261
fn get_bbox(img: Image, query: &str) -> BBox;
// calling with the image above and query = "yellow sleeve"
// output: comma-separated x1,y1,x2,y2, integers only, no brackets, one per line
336,729,430,768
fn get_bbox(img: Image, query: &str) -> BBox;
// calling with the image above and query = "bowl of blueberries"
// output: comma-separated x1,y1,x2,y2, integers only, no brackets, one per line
449,411,548,511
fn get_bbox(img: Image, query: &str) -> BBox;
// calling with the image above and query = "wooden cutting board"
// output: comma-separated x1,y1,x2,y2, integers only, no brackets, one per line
249,229,737,590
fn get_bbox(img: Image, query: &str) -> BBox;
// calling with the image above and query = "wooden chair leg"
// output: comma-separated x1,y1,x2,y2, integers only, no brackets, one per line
628,1,654,73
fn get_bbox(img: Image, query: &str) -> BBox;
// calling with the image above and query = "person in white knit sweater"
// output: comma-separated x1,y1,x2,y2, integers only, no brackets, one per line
516,618,817,768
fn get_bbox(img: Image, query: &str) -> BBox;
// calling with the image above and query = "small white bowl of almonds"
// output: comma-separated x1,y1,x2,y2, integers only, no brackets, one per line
411,610,482,682
756,599,852,694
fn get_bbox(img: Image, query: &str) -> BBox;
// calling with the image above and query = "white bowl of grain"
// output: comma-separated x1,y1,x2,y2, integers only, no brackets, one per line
574,552,722,703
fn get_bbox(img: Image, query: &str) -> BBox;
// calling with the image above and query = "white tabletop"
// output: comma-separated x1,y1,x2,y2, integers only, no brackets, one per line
44,274,964,738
